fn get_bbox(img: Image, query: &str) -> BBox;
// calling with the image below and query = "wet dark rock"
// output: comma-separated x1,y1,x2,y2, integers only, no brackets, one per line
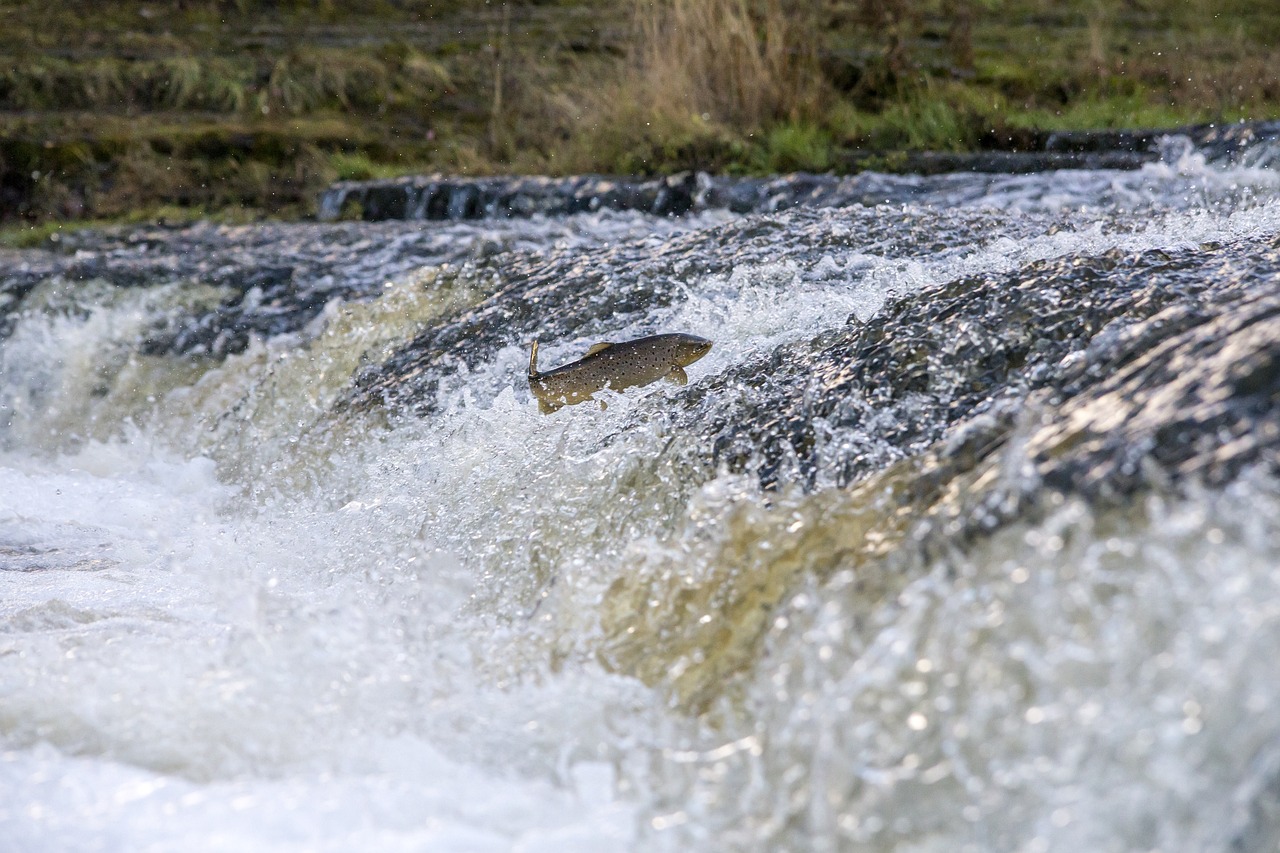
841,149,1156,174
319,121,1280,223
1042,128,1169,155
679,234,1280,500
319,172,699,222
342,225,727,413
340,190,1280,508
339,206,1034,414
1043,120,1280,163
0,221,490,356
321,170,933,223
1024,269,1280,494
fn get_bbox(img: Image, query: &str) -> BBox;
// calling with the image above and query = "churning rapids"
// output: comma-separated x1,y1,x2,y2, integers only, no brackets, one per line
3,128,1280,852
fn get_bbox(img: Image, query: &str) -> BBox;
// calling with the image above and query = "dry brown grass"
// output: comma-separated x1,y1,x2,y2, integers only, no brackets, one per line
526,0,831,173
626,0,828,129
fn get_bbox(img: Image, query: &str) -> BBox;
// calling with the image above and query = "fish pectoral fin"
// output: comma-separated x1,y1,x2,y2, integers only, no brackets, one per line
667,367,688,386
585,342,615,357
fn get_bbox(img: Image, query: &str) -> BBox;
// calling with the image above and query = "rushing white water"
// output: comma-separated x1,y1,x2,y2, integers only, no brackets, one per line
3,140,1280,851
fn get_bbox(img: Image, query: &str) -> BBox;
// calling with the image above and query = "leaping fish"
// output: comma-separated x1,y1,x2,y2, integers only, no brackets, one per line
527,333,713,413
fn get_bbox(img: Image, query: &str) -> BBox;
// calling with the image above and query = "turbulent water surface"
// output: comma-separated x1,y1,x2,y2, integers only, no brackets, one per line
3,131,1280,851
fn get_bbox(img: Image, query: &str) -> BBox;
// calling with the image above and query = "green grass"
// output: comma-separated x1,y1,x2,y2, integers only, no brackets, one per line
1007,98,1222,133
0,204,270,249
751,122,833,172
329,151,419,181
0,219,97,249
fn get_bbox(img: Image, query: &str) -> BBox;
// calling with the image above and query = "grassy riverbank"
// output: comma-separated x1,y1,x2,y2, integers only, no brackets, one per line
1,0,1278,232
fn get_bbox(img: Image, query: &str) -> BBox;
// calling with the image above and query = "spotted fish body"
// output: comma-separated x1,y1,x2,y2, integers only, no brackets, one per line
528,333,713,413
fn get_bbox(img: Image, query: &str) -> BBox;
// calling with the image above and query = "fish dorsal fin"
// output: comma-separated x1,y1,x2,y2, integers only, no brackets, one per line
585,342,615,357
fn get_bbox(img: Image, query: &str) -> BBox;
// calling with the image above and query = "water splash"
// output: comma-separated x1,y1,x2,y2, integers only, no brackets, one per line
1,141,1279,850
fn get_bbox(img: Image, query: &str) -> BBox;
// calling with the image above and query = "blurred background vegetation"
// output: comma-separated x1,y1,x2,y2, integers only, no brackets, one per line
1,0,1277,229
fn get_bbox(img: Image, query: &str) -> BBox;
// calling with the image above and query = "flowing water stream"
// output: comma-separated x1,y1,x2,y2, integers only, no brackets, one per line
3,130,1280,851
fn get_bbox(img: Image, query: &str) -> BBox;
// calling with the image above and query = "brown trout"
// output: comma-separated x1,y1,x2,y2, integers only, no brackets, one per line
527,333,713,413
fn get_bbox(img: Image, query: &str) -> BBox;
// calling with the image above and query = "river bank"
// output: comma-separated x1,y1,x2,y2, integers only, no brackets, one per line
1,0,1278,234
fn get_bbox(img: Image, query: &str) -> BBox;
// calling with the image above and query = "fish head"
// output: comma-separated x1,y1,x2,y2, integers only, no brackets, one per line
670,334,713,367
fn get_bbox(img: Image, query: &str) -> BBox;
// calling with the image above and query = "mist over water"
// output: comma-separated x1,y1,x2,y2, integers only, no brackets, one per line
3,136,1280,851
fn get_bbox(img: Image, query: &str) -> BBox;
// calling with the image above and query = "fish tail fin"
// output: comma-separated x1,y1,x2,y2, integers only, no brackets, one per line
528,340,540,378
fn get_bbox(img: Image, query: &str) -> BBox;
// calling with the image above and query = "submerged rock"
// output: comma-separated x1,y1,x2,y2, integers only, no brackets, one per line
691,235,1280,497
339,205,1042,414
0,220,529,356
597,234,1280,711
